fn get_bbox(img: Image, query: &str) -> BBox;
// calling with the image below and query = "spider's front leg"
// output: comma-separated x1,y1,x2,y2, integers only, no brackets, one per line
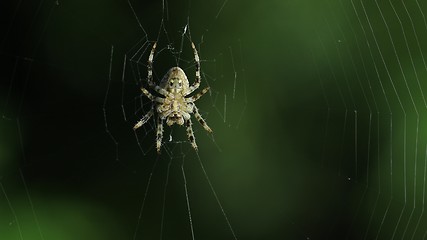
187,42,201,95
156,115,164,153
186,119,198,151
147,42,157,88
147,42,173,98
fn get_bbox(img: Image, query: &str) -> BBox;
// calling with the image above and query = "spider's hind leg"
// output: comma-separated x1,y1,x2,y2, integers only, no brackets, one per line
193,104,212,133
186,119,198,151
156,115,164,153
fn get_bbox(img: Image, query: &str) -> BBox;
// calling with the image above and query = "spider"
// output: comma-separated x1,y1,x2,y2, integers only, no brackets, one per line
133,42,213,153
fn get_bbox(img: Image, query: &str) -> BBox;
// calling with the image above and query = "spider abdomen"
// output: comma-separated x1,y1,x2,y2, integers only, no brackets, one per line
159,97,188,126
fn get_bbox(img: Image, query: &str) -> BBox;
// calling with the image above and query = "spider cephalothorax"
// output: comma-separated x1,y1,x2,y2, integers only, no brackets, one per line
133,42,212,153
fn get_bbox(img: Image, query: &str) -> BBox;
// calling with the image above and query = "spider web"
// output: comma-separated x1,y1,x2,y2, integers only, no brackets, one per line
312,0,427,239
3,0,427,239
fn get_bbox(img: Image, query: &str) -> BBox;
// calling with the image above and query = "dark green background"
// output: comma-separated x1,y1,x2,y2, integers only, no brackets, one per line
1,0,427,239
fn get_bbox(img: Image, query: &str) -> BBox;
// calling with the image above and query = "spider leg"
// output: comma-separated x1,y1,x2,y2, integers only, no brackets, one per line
147,42,157,88
186,87,210,102
156,114,164,153
192,104,213,133
141,87,155,100
146,42,173,97
155,87,173,98
133,108,154,130
141,87,164,103
186,119,198,151
187,42,201,95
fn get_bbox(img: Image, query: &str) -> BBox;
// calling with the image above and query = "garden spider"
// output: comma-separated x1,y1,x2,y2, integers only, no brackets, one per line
133,42,212,153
